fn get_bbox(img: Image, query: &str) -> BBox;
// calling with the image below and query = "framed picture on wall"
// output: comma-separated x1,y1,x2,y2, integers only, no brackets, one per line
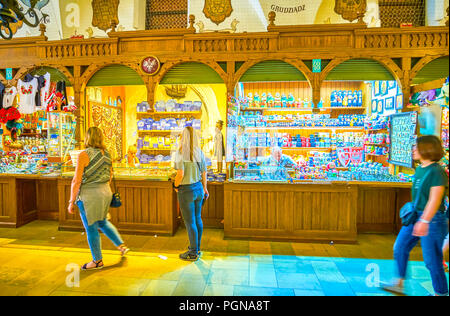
389,81,396,89
380,81,388,96
396,94,404,110
374,81,380,96
385,96,395,110
371,100,378,113
377,99,384,114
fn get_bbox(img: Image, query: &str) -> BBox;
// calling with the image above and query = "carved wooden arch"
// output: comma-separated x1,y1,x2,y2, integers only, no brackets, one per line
12,64,75,87
320,56,404,87
410,54,449,82
80,61,150,91
154,59,228,86
232,58,313,89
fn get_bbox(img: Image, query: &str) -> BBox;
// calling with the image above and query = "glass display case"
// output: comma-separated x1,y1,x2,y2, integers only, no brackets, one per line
232,165,290,183
47,112,76,163
61,162,174,181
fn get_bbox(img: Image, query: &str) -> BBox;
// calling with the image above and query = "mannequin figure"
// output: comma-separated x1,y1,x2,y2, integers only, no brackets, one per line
214,120,225,173
121,145,140,167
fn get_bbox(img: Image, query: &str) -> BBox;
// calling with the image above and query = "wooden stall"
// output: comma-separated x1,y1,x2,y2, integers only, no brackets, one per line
224,182,411,243
0,175,59,228
57,178,179,236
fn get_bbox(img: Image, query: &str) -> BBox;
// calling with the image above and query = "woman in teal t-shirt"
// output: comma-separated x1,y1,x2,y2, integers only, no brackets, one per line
383,135,449,296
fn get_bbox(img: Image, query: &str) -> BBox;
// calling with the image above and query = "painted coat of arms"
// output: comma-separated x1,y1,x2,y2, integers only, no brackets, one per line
203,0,233,25
334,0,367,23
91,0,120,32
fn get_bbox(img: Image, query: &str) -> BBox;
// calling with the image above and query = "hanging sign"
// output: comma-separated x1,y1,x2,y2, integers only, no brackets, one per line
6,68,13,80
312,59,322,73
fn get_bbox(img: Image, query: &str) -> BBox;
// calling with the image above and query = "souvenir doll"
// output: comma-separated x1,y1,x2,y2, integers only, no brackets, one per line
261,93,267,108
253,93,261,108
274,93,282,107
267,93,275,107
287,93,295,108
281,94,288,108
247,93,254,108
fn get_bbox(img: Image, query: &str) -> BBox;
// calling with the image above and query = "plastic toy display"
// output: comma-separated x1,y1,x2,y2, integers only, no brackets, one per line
47,112,76,162
330,90,363,107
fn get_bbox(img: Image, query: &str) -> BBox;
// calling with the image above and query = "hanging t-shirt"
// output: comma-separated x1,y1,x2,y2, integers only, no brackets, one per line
39,73,51,109
0,82,5,109
17,78,38,114
3,86,17,109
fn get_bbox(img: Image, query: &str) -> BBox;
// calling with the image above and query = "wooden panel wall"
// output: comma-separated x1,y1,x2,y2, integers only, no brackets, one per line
201,183,224,228
242,82,312,101
0,177,17,228
58,179,179,236
224,183,358,243
16,179,38,227
36,180,59,220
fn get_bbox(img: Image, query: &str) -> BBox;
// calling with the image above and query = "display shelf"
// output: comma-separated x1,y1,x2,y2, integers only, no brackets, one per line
247,146,332,151
366,153,388,157
137,111,202,117
138,130,182,134
330,107,365,110
366,128,388,133
245,127,365,131
365,143,388,147
140,148,173,152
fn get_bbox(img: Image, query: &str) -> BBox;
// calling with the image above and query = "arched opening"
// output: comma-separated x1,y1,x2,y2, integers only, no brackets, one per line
409,56,449,146
322,58,402,167
85,64,148,162
0,65,76,163
230,60,319,181
151,62,227,173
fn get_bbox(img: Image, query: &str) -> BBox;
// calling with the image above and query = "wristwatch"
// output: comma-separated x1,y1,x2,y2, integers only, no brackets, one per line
419,218,431,224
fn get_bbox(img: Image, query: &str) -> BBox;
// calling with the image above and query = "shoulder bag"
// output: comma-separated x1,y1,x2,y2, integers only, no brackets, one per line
400,168,433,226
110,166,122,208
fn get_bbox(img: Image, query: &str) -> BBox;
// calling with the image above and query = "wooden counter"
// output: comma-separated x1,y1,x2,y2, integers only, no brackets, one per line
224,181,412,243
57,178,179,236
1,174,412,242
0,174,60,228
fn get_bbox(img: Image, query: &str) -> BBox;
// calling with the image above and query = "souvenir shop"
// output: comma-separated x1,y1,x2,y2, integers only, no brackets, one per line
0,24,448,243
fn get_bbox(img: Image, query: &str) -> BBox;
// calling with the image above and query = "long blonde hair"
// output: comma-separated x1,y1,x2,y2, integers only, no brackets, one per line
178,126,200,162
85,127,106,150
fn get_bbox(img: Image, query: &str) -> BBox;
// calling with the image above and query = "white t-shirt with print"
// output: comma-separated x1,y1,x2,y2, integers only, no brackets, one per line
40,73,51,109
18,78,38,114
3,86,17,109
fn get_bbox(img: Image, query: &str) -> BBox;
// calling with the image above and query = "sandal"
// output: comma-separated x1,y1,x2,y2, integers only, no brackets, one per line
81,260,104,271
118,245,130,257
179,250,199,262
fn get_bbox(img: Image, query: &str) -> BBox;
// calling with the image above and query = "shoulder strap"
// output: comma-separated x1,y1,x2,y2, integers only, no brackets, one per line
413,167,434,209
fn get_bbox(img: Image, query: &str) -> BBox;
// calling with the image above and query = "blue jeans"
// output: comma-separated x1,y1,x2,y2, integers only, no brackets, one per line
393,211,449,296
177,182,205,253
77,201,124,262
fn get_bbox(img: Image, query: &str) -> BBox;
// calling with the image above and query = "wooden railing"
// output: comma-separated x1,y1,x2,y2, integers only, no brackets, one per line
0,24,448,64
355,27,449,49
38,38,118,59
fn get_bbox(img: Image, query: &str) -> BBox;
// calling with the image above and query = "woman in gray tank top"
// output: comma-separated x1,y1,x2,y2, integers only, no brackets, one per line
68,127,129,270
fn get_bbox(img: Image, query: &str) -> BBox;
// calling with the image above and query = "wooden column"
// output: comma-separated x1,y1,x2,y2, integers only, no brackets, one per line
401,57,412,112
146,76,157,110
312,72,322,112
73,66,85,148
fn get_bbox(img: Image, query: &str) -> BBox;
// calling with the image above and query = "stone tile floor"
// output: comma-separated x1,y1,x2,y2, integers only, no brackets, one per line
0,221,448,296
